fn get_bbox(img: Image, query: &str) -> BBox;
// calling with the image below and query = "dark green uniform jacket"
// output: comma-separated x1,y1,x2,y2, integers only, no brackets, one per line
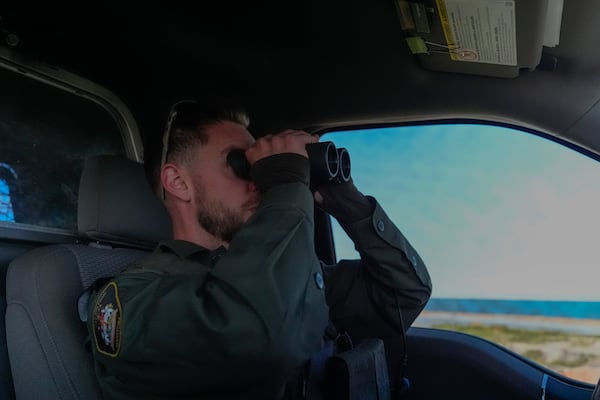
87,154,431,400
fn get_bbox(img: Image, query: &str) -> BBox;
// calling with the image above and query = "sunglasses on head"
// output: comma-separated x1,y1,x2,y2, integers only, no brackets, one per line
159,100,199,199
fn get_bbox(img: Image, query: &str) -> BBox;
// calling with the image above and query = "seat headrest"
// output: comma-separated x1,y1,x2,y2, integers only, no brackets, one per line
78,155,172,249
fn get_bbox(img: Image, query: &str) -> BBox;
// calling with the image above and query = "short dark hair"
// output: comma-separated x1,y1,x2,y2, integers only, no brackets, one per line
149,100,250,196
165,101,250,164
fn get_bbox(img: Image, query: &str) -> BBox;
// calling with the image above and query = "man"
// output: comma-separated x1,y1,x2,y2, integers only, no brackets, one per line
87,101,432,399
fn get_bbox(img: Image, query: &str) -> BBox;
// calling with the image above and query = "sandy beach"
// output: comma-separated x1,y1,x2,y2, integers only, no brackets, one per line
415,311,600,335
413,311,600,383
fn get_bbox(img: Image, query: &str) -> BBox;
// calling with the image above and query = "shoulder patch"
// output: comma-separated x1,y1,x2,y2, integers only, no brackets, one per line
92,281,123,357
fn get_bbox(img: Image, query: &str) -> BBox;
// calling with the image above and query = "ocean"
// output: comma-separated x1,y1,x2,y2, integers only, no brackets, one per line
424,298,600,320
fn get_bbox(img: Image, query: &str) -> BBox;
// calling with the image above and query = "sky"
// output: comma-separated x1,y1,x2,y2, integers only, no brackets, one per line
326,124,600,301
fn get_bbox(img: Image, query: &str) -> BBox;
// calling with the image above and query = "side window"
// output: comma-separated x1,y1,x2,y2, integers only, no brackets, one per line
0,66,126,232
326,124,600,384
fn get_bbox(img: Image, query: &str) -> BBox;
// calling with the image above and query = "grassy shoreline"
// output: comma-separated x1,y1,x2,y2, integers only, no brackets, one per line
416,310,600,335
430,322,599,368
414,311,600,383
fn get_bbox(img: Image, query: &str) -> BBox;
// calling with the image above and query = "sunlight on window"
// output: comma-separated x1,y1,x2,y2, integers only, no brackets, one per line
326,124,600,383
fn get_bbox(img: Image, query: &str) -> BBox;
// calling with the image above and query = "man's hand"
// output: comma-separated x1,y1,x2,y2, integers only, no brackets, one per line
245,130,319,165
313,191,326,204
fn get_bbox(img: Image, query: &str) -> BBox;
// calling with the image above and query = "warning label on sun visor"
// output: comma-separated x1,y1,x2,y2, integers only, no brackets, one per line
436,0,517,66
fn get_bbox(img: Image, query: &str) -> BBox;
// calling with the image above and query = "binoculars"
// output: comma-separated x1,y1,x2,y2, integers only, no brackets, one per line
227,141,351,187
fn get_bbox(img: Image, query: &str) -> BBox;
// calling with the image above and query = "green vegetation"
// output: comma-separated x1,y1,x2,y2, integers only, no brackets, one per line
518,349,593,368
431,323,571,344
432,323,600,369
522,349,544,363
550,353,595,368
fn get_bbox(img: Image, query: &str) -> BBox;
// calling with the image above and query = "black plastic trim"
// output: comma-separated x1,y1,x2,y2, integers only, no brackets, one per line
0,224,78,245
317,118,600,164
405,327,595,400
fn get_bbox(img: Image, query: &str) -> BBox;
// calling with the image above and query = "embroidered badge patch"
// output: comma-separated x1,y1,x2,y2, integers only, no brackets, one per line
92,281,122,357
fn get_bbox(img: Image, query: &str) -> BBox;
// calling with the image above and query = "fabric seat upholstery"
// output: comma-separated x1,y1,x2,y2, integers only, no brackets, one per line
5,155,171,400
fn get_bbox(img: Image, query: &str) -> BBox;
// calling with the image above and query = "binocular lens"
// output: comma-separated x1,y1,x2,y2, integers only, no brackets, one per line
337,148,351,183
226,141,351,186
306,142,339,186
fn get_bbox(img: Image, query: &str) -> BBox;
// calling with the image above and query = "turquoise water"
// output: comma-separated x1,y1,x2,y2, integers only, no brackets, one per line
425,298,600,320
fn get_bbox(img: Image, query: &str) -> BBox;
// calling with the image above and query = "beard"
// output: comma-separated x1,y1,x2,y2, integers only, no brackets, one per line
195,189,249,244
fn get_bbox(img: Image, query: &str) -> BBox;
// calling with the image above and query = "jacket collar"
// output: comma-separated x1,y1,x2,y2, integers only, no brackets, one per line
157,239,226,265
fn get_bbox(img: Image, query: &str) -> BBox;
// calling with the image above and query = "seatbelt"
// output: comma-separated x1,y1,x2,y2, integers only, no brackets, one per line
283,323,351,400
304,339,336,400
304,323,351,399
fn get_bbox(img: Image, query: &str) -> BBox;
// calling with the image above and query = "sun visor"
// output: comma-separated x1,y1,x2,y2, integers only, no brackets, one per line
396,0,563,78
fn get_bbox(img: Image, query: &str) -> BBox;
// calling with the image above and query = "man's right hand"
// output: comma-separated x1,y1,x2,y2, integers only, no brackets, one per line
245,130,319,165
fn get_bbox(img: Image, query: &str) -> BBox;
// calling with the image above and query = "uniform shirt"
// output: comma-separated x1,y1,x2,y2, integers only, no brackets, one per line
87,153,431,400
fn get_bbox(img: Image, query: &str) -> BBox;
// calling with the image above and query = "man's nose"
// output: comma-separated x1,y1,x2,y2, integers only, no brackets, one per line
247,180,257,192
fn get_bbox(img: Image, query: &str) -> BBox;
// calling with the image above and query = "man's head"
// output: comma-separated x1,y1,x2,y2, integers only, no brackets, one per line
157,101,259,248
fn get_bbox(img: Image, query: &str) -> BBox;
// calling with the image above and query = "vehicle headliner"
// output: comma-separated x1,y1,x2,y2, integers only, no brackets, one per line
2,1,599,159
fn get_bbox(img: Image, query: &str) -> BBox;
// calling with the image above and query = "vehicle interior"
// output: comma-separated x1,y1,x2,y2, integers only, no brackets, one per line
1,1,599,399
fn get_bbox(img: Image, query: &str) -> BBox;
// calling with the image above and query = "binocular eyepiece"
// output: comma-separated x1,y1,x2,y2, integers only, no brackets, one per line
227,141,351,187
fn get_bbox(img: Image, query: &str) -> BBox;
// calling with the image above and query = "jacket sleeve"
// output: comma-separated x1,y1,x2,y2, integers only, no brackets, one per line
88,155,329,394
323,197,432,335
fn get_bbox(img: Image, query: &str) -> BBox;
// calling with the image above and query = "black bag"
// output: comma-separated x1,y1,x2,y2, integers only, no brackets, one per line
324,338,391,400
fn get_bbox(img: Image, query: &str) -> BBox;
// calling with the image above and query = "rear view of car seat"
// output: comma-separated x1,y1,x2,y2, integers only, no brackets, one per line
5,155,171,399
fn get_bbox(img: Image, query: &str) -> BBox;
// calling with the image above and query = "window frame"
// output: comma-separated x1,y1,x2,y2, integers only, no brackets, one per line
0,47,142,243
316,118,600,262
317,119,600,385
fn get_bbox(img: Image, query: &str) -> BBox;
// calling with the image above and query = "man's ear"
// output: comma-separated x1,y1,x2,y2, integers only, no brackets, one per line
161,163,192,202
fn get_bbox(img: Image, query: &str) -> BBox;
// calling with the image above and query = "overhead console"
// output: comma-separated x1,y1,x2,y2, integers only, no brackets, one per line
395,0,563,78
